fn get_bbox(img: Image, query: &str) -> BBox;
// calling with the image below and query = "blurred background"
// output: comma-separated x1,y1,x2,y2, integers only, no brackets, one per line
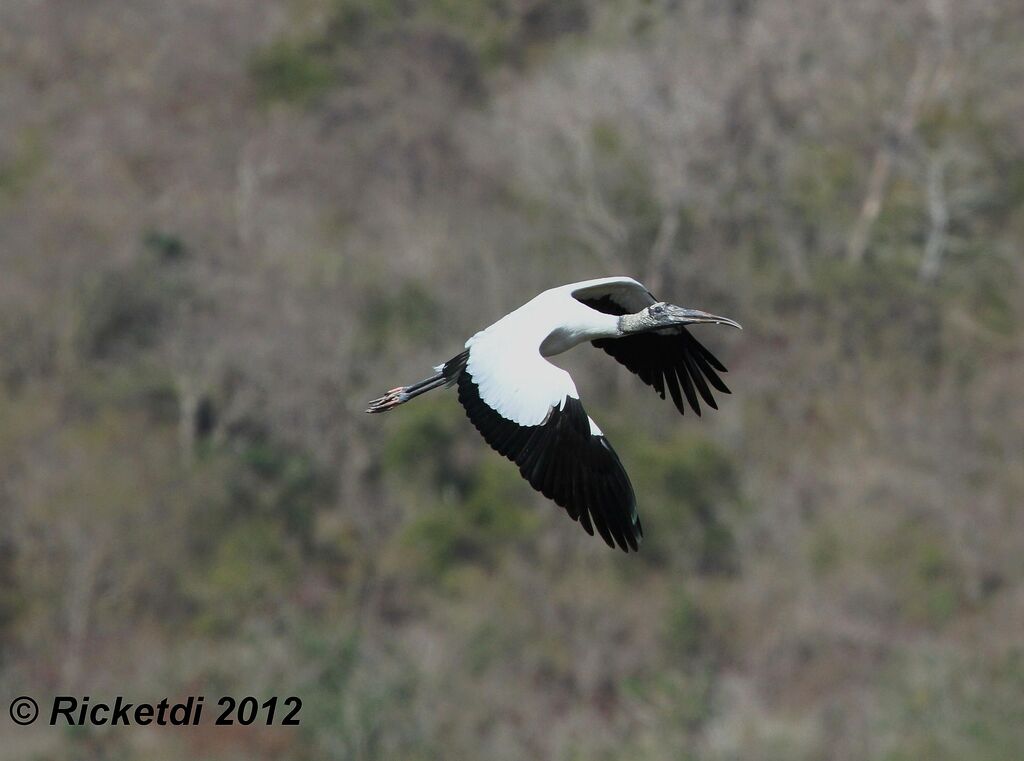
2,1,1023,759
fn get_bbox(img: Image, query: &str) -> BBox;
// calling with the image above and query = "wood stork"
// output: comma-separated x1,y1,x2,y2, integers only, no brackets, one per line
366,276,741,552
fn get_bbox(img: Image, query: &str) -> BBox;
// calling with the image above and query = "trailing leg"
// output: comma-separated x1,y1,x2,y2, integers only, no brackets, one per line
365,351,469,413
365,372,447,413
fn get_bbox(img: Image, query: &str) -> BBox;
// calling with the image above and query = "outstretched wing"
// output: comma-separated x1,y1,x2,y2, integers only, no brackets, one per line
572,280,732,416
444,349,642,552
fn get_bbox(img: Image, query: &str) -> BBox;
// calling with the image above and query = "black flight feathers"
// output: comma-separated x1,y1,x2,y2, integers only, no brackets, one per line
444,351,642,552
577,295,732,416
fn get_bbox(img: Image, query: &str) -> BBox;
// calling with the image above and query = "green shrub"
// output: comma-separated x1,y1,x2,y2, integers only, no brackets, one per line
873,519,965,629
625,432,741,573
0,129,45,200
359,280,442,352
76,269,165,360
877,648,1024,761
230,437,328,548
189,519,298,634
402,458,539,578
381,401,463,490
74,239,190,361
250,40,334,105
142,229,187,261
0,538,23,660
663,587,707,663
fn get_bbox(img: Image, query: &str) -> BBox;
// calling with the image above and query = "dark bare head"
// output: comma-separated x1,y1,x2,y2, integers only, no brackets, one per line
619,302,742,335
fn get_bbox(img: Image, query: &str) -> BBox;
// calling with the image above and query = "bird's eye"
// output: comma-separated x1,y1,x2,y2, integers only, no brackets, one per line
651,304,665,315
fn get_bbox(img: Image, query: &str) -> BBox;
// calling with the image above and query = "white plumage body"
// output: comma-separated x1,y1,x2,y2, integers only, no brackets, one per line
463,280,624,427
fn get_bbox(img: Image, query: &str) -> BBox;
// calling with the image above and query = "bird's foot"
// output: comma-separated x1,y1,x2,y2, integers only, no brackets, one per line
366,387,407,413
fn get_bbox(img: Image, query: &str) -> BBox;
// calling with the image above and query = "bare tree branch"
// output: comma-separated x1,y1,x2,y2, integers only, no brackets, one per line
919,151,949,281
845,51,936,265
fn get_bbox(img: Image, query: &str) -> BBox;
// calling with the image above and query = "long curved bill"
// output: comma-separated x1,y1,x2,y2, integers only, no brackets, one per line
668,306,743,330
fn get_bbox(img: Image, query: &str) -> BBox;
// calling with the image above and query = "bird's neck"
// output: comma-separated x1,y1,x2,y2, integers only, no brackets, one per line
617,312,654,336
539,310,621,356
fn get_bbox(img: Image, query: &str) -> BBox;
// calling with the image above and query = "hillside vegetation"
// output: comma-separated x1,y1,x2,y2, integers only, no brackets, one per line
2,1,1023,759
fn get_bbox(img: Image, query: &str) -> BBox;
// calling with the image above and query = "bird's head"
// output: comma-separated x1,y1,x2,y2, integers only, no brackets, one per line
624,302,742,333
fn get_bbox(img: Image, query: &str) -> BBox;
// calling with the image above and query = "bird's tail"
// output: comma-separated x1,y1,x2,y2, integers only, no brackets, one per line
365,351,469,413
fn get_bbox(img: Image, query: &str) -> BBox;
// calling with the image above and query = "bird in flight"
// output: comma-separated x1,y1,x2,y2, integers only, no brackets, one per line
367,276,741,552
